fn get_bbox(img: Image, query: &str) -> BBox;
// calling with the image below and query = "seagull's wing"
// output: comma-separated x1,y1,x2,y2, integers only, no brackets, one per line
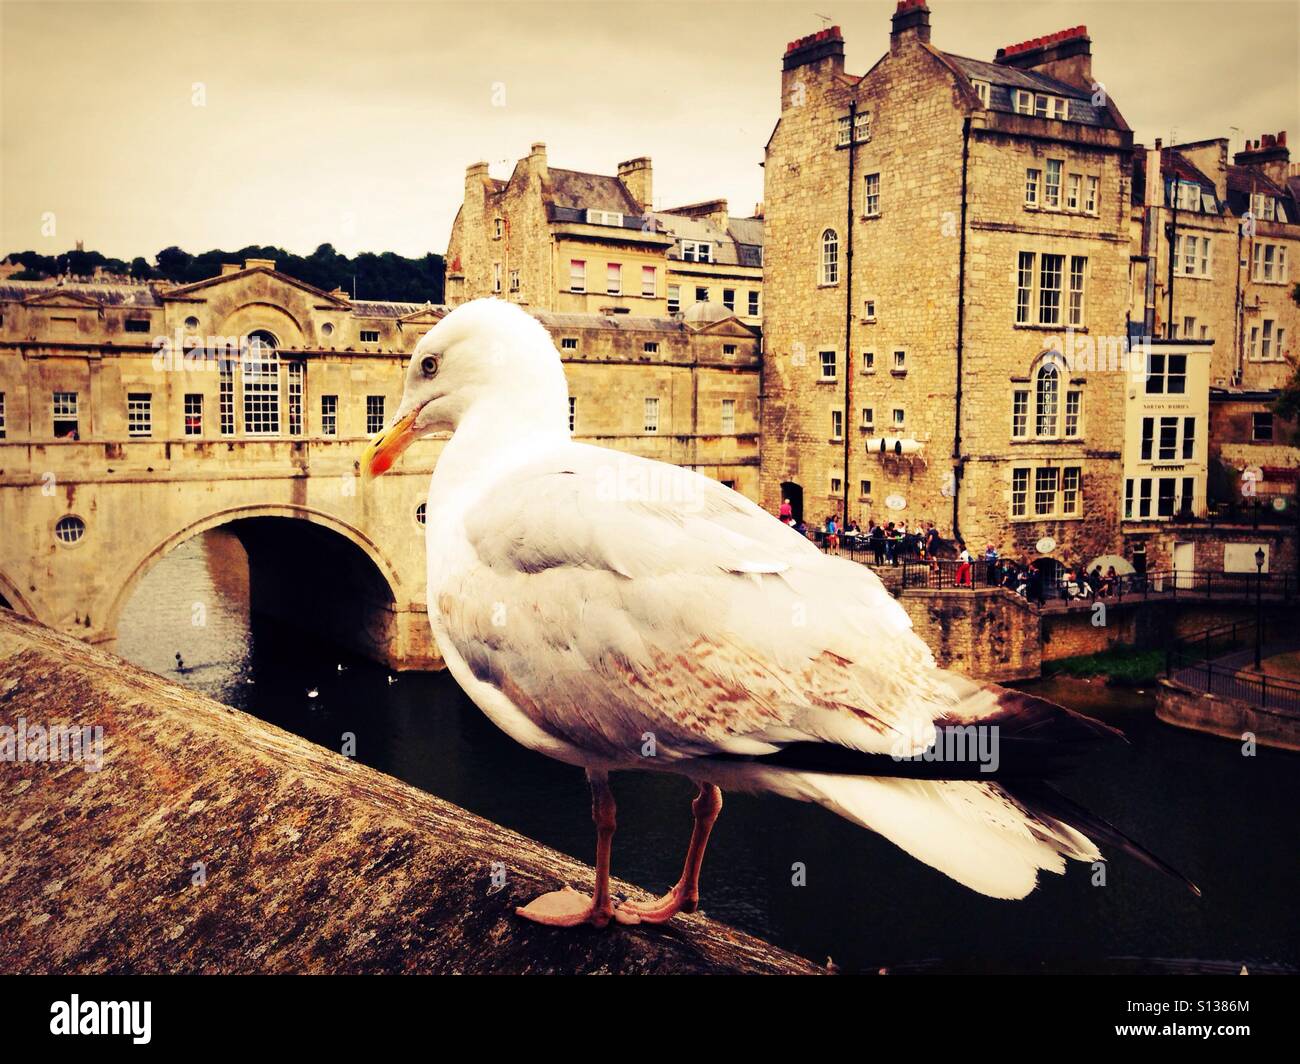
444,443,961,763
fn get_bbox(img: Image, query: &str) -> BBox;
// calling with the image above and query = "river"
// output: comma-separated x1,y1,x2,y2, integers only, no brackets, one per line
113,529,1300,973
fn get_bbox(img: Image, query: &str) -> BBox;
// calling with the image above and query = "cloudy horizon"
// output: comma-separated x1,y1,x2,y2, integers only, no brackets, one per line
3,0,1297,262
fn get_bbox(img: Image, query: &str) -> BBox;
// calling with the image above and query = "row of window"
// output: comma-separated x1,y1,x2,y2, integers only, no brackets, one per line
818,348,910,379
1252,242,1289,283
1124,476,1198,520
563,261,658,298
31,387,386,439
1248,318,1288,361
1138,416,1197,462
1013,90,1071,122
1016,252,1087,327
667,286,760,316
1011,465,1083,519
829,405,907,438
565,396,739,436
1025,162,1099,214
1168,236,1290,283
1012,364,1083,439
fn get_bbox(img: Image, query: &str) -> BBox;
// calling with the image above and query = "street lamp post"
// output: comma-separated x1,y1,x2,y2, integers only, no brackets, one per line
1254,547,1265,671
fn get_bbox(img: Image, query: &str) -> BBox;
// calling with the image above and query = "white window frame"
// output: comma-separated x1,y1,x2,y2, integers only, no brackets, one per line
830,408,844,441
643,396,660,434
1084,175,1099,214
1044,160,1062,208
820,349,838,380
242,346,280,435
681,240,713,264
1011,390,1028,439
321,394,337,436
641,265,656,298
127,392,152,437
667,284,680,314
366,395,385,435
820,229,839,285
585,209,624,227
853,111,872,143
1025,168,1040,207
721,398,736,435
972,79,990,108
863,173,881,217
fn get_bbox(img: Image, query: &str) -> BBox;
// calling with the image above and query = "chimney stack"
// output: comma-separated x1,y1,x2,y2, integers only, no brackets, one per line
617,156,653,212
890,1,931,50
781,25,844,110
1234,131,1291,185
995,25,1092,89
527,142,549,185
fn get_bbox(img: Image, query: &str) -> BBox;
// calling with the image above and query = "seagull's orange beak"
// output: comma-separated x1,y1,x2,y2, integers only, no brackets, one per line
362,407,420,478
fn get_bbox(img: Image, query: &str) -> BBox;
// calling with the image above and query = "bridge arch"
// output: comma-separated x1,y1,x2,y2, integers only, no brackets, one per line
105,504,411,667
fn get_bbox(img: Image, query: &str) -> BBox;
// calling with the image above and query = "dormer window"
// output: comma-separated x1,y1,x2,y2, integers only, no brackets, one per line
681,240,713,263
585,209,624,227
1014,90,1068,120
972,80,990,108
1251,193,1283,222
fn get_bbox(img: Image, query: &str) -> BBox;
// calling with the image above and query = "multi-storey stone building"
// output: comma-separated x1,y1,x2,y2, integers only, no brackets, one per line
443,144,763,325
1128,132,1300,511
0,260,760,660
762,3,1137,574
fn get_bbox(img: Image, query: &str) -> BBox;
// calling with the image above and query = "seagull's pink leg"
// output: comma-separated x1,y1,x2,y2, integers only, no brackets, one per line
516,769,639,929
618,782,723,924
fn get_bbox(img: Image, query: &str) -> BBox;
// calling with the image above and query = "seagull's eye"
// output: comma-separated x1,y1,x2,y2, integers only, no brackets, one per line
420,355,439,378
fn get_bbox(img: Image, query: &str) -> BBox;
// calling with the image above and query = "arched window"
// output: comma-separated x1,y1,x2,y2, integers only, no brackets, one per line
821,229,839,285
1035,361,1060,437
243,331,281,435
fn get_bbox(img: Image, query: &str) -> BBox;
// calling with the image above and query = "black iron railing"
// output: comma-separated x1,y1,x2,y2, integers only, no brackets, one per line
1166,618,1300,713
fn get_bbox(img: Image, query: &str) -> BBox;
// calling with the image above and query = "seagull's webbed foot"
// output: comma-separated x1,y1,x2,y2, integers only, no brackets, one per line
616,782,723,925
616,884,697,924
517,886,640,928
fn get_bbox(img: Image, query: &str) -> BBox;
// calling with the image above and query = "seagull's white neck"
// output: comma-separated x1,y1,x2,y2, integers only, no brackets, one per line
429,386,569,520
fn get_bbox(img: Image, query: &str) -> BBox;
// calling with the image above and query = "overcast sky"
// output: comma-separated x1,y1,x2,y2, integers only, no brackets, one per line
3,0,1296,261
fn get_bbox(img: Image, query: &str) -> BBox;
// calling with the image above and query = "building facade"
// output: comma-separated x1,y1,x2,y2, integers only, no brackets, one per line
762,4,1135,573
443,144,763,326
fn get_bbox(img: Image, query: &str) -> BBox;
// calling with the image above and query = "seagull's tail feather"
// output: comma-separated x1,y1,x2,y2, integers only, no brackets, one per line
742,768,1197,900
774,772,1098,900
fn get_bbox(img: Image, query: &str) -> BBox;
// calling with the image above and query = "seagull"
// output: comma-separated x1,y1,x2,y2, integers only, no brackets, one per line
337,663,348,673
306,687,319,699
362,299,1198,929
387,675,398,686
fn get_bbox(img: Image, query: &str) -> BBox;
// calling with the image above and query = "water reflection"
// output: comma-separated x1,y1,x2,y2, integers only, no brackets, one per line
114,531,1300,972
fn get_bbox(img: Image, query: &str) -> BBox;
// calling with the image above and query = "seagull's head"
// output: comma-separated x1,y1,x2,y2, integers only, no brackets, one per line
362,298,569,477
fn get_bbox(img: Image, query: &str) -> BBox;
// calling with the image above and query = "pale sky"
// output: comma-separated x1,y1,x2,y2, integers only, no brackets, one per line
3,0,1297,261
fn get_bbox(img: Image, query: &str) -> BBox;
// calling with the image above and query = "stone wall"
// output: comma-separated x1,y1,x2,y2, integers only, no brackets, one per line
0,610,818,975
899,587,1041,681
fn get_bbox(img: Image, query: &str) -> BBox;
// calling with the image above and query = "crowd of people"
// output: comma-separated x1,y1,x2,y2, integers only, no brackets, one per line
776,497,1131,605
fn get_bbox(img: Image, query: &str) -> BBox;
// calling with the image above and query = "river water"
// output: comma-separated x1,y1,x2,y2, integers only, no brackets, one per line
114,530,1300,973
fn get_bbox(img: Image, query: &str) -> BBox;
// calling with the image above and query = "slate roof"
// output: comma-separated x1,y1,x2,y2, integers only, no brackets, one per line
545,168,641,214
944,53,1115,128
0,280,164,307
